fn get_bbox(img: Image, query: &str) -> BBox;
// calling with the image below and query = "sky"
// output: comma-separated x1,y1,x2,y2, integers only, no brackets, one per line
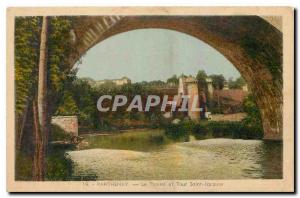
75,29,241,82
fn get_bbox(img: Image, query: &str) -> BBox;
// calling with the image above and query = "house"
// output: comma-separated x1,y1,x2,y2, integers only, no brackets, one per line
212,89,248,114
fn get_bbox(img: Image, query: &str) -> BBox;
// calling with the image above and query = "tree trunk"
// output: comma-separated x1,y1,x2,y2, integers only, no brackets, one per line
33,16,49,181
32,99,44,180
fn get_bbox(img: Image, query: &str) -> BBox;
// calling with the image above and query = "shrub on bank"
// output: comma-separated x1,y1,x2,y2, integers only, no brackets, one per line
191,121,263,140
165,120,193,141
164,119,263,141
208,122,242,138
46,125,76,180
192,122,210,139
45,147,73,181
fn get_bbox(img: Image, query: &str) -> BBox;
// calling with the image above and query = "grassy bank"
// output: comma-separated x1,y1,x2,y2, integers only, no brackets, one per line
165,120,263,141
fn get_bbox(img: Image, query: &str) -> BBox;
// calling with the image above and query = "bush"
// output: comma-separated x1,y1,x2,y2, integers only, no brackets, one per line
45,125,76,180
45,150,73,181
50,124,74,142
165,120,193,141
192,123,210,139
241,95,264,139
240,124,263,139
191,121,263,140
209,122,242,138
15,152,33,181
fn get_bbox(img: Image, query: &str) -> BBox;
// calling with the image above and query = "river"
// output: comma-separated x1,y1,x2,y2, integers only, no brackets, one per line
66,129,282,180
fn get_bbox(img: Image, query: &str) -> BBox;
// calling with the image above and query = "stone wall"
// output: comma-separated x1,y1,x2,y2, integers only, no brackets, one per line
51,116,78,136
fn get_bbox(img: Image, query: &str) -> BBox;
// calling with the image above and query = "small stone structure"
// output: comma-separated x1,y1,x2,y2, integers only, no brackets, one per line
51,116,78,136
177,76,201,121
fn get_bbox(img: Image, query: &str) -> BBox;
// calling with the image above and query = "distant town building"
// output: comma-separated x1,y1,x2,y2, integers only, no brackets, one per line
213,89,248,114
84,77,131,87
97,77,131,86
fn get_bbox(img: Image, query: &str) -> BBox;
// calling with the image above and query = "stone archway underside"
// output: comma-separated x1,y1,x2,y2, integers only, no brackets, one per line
69,15,283,140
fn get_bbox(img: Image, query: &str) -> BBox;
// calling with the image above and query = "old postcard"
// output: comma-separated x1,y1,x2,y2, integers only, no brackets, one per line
6,7,294,192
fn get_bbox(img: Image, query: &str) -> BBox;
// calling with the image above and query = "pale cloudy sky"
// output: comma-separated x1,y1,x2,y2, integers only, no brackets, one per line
75,29,240,82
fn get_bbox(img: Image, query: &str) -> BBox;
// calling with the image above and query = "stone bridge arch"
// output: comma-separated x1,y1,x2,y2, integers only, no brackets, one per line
68,15,282,140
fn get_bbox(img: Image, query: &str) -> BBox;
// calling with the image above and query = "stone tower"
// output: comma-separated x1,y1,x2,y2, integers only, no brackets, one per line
206,77,213,99
185,77,200,121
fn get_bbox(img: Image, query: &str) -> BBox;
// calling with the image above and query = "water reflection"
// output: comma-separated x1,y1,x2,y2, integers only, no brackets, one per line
66,130,282,180
260,141,283,179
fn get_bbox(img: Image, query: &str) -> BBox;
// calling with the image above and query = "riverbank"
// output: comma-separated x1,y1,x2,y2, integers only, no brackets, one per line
165,120,263,141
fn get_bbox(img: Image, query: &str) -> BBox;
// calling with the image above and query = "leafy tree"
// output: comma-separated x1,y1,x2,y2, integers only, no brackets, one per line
146,80,166,87
15,17,41,116
71,79,98,129
209,74,225,90
166,74,179,85
55,91,78,115
179,73,187,78
228,76,246,89
196,70,208,91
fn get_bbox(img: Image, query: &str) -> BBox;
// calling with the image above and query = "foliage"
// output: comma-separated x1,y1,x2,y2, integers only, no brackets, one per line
192,122,210,139
15,152,33,180
241,95,264,138
196,70,208,91
166,74,179,85
191,121,263,140
45,124,76,181
15,17,41,117
165,120,193,141
164,111,263,140
55,91,78,116
228,76,246,89
209,74,225,90
47,16,76,115
15,16,76,124
45,148,73,181
16,124,76,181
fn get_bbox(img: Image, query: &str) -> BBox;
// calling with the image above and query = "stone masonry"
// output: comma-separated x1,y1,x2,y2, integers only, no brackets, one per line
51,116,78,136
